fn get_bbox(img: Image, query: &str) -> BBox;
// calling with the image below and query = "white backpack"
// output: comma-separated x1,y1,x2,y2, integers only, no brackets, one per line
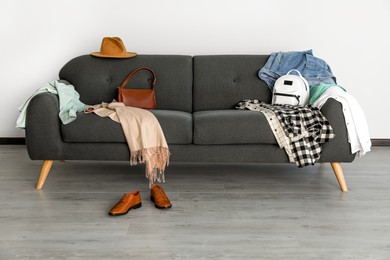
272,69,309,106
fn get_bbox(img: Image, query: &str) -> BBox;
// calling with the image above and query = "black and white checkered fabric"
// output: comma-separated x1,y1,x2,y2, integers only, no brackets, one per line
236,99,335,167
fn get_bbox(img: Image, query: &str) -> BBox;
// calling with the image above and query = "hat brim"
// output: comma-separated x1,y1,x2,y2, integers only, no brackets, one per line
90,52,137,58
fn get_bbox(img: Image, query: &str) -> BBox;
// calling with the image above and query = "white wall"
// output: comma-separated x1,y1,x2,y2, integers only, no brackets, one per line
1,0,389,138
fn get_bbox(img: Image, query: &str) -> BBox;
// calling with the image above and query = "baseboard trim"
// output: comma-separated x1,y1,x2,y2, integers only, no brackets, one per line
371,139,390,146
1,138,390,146
0,138,26,145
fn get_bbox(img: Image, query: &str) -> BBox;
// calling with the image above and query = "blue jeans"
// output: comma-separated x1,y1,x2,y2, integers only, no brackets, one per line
259,49,336,89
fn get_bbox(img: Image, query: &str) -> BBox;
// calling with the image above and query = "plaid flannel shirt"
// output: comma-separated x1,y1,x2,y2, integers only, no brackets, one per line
236,99,335,167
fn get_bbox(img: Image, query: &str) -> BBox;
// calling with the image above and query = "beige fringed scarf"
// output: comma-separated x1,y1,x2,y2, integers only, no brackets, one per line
85,101,170,186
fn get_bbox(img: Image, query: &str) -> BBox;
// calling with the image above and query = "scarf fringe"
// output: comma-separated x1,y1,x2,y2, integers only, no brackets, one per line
130,146,170,188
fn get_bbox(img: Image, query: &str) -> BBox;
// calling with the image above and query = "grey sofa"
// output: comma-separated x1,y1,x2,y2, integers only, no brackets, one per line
25,55,355,191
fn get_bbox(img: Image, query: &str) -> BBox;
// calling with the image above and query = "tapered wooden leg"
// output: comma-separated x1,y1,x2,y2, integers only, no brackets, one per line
330,162,348,192
36,160,53,190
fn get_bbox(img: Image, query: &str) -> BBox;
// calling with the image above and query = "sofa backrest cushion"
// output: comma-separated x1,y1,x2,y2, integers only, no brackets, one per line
59,55,193,112
193,55,271,111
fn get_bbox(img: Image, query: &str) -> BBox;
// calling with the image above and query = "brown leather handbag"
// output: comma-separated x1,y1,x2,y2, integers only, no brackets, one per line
117,67,156,109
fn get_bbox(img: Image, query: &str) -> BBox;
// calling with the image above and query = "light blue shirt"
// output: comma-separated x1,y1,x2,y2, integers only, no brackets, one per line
16,80,89,128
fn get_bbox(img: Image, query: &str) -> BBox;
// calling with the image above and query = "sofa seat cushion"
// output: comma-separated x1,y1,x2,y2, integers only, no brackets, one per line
61,110,193,144
193,110,277,145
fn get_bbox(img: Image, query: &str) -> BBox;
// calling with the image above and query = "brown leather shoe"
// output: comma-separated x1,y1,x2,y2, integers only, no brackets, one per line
109,190,142,216
150,184,172,209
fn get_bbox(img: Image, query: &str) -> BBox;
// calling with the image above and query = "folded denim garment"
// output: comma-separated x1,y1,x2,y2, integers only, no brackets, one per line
259,49,336,89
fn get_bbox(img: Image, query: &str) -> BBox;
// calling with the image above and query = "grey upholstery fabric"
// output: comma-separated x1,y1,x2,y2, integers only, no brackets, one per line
25,93,63,159
149,110,193,144
169,144,289,163
193,110,276,145
59,55,193,112
193,55,272,111
61,110,193,144
320,98,355,162
61,113,122,143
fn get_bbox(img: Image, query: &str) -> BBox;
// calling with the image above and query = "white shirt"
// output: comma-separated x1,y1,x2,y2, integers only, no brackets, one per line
313,86,371,157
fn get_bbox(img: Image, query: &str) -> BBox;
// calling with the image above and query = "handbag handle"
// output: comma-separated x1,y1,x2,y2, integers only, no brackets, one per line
119,67,156,90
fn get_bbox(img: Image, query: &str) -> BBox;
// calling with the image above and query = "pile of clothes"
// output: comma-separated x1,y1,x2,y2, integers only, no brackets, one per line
237,49,371,167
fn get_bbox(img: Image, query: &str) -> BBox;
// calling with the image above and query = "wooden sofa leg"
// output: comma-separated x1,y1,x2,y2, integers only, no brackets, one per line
36,160,54,190
330,162,348,192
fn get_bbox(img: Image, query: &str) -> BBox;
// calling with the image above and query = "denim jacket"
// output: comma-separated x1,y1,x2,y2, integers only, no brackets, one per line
258,50,336,89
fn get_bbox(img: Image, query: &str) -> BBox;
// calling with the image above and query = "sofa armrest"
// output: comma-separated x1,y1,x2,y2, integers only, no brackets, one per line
25,93,64,160
319,98,355,162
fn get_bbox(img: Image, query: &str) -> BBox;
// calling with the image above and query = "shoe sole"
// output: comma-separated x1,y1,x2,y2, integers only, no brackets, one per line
150,196,172,209
109,202,142,216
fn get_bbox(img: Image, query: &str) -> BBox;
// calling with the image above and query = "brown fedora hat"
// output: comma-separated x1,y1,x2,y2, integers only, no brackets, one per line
91,37,137,58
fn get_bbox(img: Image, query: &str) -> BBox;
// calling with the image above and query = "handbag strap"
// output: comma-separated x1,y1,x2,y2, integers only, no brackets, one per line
119,67,156,90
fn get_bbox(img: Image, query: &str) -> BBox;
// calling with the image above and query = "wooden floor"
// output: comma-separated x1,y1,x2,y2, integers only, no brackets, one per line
0,145,389,259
